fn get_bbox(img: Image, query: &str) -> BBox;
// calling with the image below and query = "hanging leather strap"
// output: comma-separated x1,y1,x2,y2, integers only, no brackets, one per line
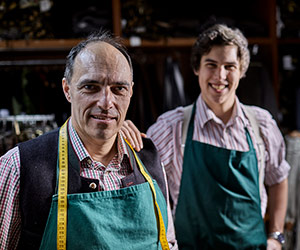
243,105,266,201
181,104,193,155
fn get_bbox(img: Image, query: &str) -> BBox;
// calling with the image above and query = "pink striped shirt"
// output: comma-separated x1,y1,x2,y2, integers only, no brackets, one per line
0,119,177,249
147,94,290,217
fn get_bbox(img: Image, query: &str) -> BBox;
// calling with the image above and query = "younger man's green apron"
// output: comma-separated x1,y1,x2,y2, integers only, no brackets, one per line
175,105,267,249
39,121,169,250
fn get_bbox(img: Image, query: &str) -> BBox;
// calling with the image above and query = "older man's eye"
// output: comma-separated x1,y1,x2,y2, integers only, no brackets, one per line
112,86,128,95
116,86,125,91
84,85,96,91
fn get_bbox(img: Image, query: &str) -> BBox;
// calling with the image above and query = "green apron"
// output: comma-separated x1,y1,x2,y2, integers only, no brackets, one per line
39,134,168,250
175,105,267,249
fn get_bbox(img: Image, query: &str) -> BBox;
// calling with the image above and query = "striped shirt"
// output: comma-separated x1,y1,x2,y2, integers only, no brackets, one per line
147,94,290,217
0,119,177,249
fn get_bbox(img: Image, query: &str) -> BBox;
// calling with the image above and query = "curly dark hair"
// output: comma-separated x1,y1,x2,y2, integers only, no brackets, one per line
191,24,250,78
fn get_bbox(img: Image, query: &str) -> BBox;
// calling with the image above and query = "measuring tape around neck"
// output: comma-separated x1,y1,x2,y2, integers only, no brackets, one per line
125,139,170,250
57,119,69,250
57,121,169,250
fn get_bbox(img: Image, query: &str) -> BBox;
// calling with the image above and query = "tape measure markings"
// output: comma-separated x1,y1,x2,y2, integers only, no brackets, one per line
125,139,170,250
57,120,69,250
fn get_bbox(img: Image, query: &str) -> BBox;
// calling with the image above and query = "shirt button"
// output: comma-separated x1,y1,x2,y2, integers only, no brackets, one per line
87,159,92,165
89,182,97,190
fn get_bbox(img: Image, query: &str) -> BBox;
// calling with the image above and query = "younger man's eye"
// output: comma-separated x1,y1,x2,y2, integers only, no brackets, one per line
207,63,216,68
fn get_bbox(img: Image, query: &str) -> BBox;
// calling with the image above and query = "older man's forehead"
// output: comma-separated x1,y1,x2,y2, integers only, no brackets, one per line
85,41,122,58
77,42,129,68
71,42,132,83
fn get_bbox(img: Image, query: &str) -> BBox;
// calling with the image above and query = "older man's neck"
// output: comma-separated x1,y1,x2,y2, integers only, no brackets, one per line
84,136,118,167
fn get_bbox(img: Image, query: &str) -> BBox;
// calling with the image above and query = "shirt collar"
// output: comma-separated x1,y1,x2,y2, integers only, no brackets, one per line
68,118,129,164
117,131,130,163
197,94,247,128
235,99,249,126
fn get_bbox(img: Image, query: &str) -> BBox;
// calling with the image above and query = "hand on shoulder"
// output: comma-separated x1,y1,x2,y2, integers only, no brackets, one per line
121,120,146,151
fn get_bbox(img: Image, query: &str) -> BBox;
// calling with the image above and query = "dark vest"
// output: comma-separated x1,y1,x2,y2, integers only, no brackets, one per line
17,129,167,250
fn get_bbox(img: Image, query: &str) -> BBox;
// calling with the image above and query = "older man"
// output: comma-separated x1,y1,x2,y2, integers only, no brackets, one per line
0,31,177,250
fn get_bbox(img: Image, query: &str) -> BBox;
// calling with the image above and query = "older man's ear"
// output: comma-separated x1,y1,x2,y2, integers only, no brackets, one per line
62,77,71,103
130,81,134,97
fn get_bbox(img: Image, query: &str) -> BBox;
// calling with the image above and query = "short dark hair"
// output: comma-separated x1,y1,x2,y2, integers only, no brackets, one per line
64,30,133,84
191,24,250,78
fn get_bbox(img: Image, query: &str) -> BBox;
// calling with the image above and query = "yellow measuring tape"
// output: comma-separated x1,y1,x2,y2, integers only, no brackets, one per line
125,139,170,250
57,120,69,250
57,120,169,250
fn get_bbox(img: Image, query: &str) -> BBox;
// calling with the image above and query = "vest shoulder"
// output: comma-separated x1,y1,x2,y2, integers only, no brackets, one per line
138,137,162,164
19,129,59,148
137,137,167,200
18,128,59,161
141,137,157,151
18,129,60,249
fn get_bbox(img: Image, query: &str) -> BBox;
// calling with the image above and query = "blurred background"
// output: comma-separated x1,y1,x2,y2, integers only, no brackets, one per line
1,0,300,249
0,0,299,132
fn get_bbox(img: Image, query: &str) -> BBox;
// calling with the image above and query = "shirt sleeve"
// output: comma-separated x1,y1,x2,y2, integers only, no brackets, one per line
147,107,184,170
0,146,21,250
147,107,185,215
252,107,290,186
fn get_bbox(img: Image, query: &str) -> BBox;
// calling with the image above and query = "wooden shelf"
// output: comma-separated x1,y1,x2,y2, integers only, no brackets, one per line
123,37,196,48
0,39,82,51
278,38,300,44
247,37,273,45
0,36,279,51
0,0,297,111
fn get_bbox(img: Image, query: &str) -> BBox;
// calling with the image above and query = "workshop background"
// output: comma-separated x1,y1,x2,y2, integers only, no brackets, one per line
0,0,300,249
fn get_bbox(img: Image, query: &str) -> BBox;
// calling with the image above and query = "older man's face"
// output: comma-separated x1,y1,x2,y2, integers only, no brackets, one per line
63,41,133,145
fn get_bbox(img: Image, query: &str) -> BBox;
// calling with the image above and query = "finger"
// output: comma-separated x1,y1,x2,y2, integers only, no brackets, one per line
121,121,142,151
126,120,144,149
120,126,136,149
125,123,142,151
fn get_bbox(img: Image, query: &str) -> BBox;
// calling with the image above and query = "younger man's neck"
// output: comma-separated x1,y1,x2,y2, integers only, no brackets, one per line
209,99,236,125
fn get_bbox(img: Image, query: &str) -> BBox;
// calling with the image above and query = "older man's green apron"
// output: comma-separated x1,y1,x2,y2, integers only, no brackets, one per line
175,105,267,249
38,122,168,250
